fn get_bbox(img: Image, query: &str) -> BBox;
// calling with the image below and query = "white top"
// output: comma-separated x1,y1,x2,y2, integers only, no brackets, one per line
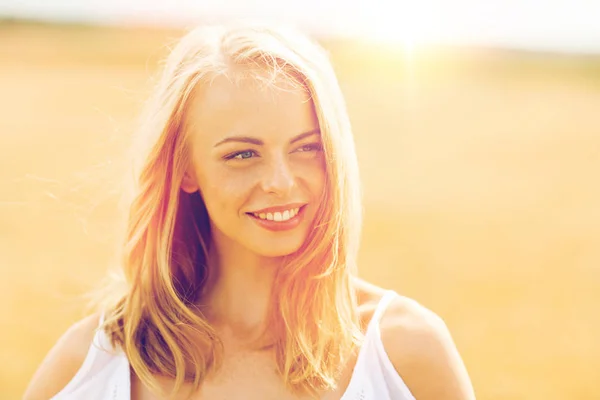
52,290,415,400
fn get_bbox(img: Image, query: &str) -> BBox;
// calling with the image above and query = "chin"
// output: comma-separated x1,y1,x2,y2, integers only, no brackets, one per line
247,234,307,258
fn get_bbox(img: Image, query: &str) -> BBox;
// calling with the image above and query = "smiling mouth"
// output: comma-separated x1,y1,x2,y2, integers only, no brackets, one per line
246,205,306,222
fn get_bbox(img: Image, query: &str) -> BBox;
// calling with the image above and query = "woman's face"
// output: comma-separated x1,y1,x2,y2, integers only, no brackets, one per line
181,74,326,258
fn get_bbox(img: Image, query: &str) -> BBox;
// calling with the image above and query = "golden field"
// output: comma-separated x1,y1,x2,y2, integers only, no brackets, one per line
1,22,599,399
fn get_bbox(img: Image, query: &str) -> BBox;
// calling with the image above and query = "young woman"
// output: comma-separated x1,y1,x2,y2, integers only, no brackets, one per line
24,23,475,400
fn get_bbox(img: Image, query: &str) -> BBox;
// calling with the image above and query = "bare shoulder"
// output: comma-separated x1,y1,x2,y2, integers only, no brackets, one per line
23,312,101,400
380,295,476,400
351,278,475,399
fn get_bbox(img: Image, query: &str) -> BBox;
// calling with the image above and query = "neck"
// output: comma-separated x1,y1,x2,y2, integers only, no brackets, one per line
199,230,281,346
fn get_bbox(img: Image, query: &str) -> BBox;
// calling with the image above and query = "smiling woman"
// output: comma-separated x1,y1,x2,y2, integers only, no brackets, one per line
23,22,475,400
180,74,325,258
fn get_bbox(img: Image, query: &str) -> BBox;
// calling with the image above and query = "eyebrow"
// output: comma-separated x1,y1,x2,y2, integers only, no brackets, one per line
213,128,321,148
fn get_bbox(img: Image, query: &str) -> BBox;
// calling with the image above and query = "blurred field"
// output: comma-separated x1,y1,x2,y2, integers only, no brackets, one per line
1,22,599,399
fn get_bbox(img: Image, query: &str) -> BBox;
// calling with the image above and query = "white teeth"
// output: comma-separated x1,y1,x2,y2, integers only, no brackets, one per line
252,207,302,222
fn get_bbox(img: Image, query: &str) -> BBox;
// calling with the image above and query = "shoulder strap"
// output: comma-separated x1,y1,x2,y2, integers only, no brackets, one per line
348,290,398,374
370,290,397,327
52,314,107,397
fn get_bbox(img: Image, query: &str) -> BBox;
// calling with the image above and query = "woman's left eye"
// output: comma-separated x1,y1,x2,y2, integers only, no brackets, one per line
295,143,323,153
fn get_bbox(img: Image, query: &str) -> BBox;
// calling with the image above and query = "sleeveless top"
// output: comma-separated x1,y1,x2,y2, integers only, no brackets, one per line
52,290,415,400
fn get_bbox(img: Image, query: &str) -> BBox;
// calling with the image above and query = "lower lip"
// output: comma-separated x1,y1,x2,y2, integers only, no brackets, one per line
247,206,306,232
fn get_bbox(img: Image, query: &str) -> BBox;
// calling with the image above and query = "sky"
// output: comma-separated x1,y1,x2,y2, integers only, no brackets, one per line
1,0,600,53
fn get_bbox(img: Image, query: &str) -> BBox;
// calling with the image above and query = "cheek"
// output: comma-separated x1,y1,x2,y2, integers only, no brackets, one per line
198,167,257,214
294,156,326,192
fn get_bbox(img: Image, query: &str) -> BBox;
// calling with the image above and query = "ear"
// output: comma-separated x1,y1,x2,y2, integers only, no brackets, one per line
181,168,199,193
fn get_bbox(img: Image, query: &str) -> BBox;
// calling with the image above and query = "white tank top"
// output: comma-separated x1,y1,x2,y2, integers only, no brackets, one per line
52,290,415,400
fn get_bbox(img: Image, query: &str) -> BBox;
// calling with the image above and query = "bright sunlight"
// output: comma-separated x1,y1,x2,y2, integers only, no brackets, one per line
360,1,440,52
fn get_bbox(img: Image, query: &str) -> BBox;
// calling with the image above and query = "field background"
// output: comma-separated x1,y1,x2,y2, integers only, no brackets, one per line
1,22,599,399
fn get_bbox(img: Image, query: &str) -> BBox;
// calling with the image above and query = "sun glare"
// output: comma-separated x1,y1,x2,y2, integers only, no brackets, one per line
362,2,438,53
369,19,418,48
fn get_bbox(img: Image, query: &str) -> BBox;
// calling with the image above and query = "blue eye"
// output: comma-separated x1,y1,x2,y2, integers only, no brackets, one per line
227,150,257,160
296,143,323,152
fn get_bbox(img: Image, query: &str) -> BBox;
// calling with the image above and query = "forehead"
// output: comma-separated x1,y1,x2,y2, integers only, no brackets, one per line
185,73,318,146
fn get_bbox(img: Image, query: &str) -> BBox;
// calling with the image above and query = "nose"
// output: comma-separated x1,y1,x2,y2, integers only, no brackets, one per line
261,155,295,196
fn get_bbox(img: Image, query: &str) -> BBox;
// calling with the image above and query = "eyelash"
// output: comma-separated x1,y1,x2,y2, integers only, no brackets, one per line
296,143,323,153
224,143,323,160
225,150,257,160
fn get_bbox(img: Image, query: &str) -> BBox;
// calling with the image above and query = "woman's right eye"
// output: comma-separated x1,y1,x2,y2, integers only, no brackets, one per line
227,150,257,160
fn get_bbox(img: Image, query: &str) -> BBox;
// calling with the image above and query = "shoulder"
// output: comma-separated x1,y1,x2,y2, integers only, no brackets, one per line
23,312,101,400
379,295,476,400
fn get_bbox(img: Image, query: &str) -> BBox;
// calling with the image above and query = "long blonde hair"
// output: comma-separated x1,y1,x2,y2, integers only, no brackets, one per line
100,22,363,398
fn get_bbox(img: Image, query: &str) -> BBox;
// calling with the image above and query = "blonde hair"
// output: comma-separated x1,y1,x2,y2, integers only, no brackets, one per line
100,22,363,398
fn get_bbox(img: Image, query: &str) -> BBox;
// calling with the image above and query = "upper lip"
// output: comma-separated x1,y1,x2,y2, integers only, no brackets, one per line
247,203,306,214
